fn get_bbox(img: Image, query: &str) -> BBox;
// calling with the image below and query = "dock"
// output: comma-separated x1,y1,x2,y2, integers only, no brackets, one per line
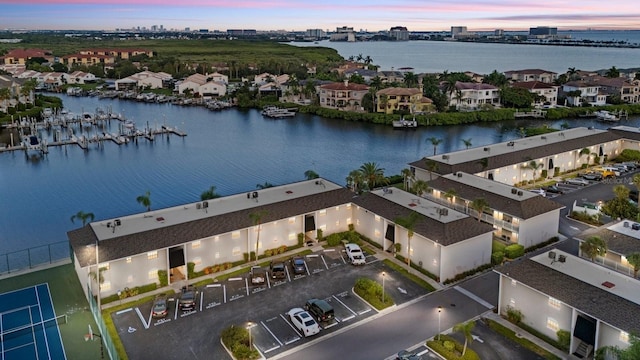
514,110,547,119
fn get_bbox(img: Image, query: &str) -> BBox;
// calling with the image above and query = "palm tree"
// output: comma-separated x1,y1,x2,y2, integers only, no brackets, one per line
522,161,543,184
346,169,364,193
427,137,443,156
412,180,429,197
580,236,607,262
633,174,640,210
470,198,489,222
401,168,414,191
424,158,438,181
461,138,472,149
613,185,630,200
70,210,95,227
200,185,221,200
403,72,418,88
359,162,387,191
304,170,319,180
605,66,620,78
136,191,151,211
453,321,476,356
394,211,420,273
249,210,268,263
626,252,640,278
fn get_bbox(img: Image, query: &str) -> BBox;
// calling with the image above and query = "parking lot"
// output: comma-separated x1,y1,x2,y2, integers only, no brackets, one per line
111,247,429,359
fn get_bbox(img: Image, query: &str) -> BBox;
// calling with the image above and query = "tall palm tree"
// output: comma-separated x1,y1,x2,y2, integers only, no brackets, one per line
605,66,620,78
136,191,151,211
461,138,472,149
249,210,268,263
522,161,543,184
304,170,319,180
200,185,221,200
412,180,429,197
359,162,387,191
403,72,418,88
626,252,640,278
427,137,443,156
394,211,420,273
70,210,95,227
470,198,489,222
346,169,364,193
613,185,630,200
580,236,607,262
453,321,476,356
401,168,414,191
424,158,438,181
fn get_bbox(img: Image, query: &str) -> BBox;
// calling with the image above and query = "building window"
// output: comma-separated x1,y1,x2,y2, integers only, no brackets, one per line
192,240,201,249
193,257,202,266
100,281,111,291
215,251,220,259
232,231,240,239
126,257,132,264
620,331,630,343
346,217,352,225
374,230,381,238
148,270,158,280
335,206,340,211
509,298,515,307
375,215,381,222
548,297,561,309
288,233,296,241
346,204,352,209
511,279,517,287
319,209,326,216
546,317,559,331
232,247,241,256
99,263,110,270
288,217,296,224
335,220,340,227
147,251,158,260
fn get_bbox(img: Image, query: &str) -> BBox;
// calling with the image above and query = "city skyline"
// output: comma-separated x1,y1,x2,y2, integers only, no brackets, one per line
1,0,640,32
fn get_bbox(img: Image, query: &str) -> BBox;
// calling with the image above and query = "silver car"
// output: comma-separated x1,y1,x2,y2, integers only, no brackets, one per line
565,177,589,186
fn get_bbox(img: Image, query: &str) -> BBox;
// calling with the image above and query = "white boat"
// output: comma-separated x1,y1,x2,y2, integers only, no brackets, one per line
81,112,94,126
595,110,619,122
392,117,418,129
21,134,42,156
261,106,296,118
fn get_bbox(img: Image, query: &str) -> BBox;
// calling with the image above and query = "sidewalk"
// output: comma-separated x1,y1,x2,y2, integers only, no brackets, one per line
483,312,579,360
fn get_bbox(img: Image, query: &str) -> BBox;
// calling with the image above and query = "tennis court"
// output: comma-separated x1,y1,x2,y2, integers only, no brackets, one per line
0,284,66,360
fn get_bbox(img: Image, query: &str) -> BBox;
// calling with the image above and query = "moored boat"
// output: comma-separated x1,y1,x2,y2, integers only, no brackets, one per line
392,117,418,129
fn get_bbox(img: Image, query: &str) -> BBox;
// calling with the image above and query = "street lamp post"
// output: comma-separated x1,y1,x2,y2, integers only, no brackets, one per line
437,306,442,341
247,322,254,351
381,272,386,303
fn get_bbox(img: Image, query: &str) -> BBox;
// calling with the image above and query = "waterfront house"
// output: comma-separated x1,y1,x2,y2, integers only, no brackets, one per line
63,71,97,85
511,81,559,106
60,53,115,68
115,71,173,91
495,247,640,358
504,69,557,84
176,73,208,94
562,81,607,106
318,80,369,111
0,63,26,75
343,68,378,84
375,87,433,114
378,70,405,84
0,75,27,112
588,76,640,104
41,72,66,89
207,72,228,85
68,179,495,300
443,82,500,111
427,172,563,248
575,220,640,277
199,81,227,97
1,48,53,65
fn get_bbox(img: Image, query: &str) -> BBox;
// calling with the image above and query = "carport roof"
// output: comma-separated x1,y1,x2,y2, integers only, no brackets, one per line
495,249,640,335
428,173,564,219
68,179,355,267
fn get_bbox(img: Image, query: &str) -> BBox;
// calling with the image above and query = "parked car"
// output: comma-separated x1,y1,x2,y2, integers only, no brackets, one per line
344,243,366,265
304,298,335,322
291,256,306,275
581,172,603,181
530,188,546,197
178,285,197,311
250,266,266,285
287,308,320,337
151,296,168,318
270,260,286,279
397,350,423,360
565,177,589,186
543,185,564,194
630,189,638,202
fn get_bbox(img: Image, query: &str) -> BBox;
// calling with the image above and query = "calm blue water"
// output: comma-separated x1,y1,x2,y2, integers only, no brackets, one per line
2,94,640,254
292,39,640,74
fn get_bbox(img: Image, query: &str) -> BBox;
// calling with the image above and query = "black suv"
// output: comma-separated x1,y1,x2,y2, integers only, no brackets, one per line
304,298,334,322
179,285,197,311
270,261,286,279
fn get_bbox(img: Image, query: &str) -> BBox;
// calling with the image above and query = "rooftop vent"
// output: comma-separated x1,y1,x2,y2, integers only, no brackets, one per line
559,132,565,137
507,141,515,147
633,223,640,231
442,154,449,160
517,191,523,196
624,221,629,227
457,172,462,177
437,208,449,216
484,147,490,152
558,255,566,263
548,251,556,260
511,188,518,194
541,136,547,140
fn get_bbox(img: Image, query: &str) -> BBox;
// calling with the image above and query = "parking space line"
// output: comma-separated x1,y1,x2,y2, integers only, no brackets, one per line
115,308,132,315
228,277,243,281
199,292,203,312
358,309,372,315
280,313,303,341
206,284,221,288
223,284,227,303
266,273,272,288
286,266,291,282
323,248,336,252
174,301,179,319
260,320,283,347
304,259,310,276
333,294,357,316
322,321,340,329
135,307,150,329
245,278,249,296
321,254,329,269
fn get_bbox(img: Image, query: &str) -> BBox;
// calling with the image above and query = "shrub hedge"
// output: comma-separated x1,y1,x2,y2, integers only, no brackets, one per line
353,277,394,310
504,244,525,259
427,334,481,360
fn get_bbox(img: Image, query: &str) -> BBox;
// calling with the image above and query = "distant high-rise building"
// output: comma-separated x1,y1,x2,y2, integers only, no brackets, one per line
529,26,557,36
494,29,504,37
184,27,190,32
305,29,326,40
389,26,409,41
227,29,257,36
450,26,467,37
330,26,356,42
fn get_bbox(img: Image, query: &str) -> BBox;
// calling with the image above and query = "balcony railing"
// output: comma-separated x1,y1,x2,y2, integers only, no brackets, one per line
424,194,520,232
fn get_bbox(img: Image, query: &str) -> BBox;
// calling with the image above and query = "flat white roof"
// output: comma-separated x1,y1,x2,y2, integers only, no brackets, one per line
425,127,607,165
442,172,538,200
610,125,640,134
91,178,342,241
371,188,468,223
608,221,640,240
532,249,640,306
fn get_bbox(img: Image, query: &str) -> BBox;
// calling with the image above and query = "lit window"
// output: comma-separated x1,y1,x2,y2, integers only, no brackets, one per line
347,204,352,209
214,236,220,242
126,257,132,264
511,279,517,287
288,217,296,224
335,206,340,211
148,270,158,280
548,297,561,309
346,217,352,225
319,209,326,216
356,219,360,226
319,225,326,231
620,331,630,343
546,317,559,331
513,165,517,170
232,231,240,239
193,257,201,266
374,230,381,238
100,281,111,291
215,252,220,259
509,298,515,307
288,233,296,240
232,247,241,256
100,263,110,270
147,251,158,260
192,240,201,249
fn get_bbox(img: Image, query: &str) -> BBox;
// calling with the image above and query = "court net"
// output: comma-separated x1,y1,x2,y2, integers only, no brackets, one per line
0,314,67,339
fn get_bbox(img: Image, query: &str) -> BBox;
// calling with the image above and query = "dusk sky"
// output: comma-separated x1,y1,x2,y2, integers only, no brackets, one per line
2,0,639,32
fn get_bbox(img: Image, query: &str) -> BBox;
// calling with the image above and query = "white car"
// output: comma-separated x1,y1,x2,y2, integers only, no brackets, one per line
565,177,589,186
288,308,320,337
345,243,366,265
530,189,546,197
